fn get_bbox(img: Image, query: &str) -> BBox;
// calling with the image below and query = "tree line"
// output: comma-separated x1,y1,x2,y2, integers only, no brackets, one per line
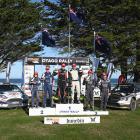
0,0,140,82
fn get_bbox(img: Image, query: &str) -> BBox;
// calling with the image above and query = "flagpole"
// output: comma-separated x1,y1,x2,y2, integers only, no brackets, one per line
67,4,71,104
92,28,96,111
93,28,96,58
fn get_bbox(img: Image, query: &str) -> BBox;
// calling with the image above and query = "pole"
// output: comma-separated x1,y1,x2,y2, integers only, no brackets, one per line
93,29,96,57
93,29,96,110
67,4,71,104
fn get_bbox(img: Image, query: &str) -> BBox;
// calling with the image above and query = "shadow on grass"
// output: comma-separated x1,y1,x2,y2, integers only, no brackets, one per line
22,106,29,115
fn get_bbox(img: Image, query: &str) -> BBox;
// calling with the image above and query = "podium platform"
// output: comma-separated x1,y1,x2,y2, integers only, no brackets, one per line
29,104,109,116
44,116,100,124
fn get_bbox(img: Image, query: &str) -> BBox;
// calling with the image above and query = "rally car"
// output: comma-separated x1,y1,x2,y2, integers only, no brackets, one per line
107,84,140,111
0,84,28,108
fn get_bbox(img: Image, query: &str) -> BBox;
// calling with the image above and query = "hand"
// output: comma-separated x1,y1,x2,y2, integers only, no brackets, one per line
108,93,111,96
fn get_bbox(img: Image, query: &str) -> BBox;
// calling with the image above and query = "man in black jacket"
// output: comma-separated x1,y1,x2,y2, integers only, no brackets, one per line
54,63,67,103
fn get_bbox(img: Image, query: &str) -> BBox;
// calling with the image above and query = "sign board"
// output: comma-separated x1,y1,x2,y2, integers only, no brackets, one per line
26,57,90,65
23,65,34,96
55,104,83,115
24,65,34,84
44,116,100,124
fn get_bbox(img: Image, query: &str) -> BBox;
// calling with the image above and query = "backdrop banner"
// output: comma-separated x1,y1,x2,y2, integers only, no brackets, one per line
26,57,90,65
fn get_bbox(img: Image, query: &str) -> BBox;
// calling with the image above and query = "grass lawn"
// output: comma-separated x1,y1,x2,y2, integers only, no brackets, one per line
0,107,140,140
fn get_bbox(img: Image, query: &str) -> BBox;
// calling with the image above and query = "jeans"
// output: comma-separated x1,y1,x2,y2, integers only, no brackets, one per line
31,89,40,107
100,92,108,110
43,84,52,107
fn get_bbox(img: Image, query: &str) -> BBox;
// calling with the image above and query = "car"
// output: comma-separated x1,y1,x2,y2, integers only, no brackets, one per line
0,84,29,108
107,83,140,111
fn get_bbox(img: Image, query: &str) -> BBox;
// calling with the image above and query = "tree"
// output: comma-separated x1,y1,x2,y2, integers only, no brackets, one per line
43,0,140,81
0,0,42,71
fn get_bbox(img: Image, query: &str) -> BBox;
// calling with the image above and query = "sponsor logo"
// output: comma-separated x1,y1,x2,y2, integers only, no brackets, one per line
59,106,80,114
90,117,96,122
46,117,59,124
67,118,84,124
27,57,40,64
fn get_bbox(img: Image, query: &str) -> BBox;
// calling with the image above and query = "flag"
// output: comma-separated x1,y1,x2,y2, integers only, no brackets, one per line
92,57,100,81
69,8,83,25
107,63,114,80
42,29,55,47
95,35,111,56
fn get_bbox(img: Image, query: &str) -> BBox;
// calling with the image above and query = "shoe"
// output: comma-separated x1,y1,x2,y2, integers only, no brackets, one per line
31,106,35,108
77,100,81,104
90,107,94,111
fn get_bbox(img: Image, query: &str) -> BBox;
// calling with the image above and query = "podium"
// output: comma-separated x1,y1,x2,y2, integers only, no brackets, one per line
29,104,109,124
29,104,109,116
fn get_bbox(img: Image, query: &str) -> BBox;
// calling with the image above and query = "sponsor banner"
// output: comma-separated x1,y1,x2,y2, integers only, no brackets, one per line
44,116,100,124
55,104,83,115
23,65,34,96
26,57,90,65
24,65,34,84
93,87,101,98
80,65,90,95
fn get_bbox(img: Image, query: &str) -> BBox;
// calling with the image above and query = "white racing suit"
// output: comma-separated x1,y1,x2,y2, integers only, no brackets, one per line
70,69,82,103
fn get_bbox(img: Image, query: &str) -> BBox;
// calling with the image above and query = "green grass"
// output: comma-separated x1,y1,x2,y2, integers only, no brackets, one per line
0,108,140,140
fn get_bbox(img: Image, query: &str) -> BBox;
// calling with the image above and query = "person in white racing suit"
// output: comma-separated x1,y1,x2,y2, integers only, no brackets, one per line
69,64,82,103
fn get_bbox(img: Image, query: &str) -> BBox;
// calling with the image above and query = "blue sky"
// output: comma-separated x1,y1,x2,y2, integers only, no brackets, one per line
0,0,121,79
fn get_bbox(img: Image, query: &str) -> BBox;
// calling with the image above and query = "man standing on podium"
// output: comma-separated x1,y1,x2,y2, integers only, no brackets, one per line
69,63,83,103
54,63,68,103
100,72,111,111
41,65,53,107
83,70,95,110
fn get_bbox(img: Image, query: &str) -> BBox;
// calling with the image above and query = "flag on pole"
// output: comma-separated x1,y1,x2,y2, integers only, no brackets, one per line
42,29,55,47
107,63,114,80
95,35,111,56
69,7,83,25
92,57,100,81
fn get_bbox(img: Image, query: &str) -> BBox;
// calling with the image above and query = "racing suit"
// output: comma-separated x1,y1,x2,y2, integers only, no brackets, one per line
57,68,67,103
69,68,82,103
100,79,111,110
30,77,41,107
83,75,94,109
42,72,53,107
